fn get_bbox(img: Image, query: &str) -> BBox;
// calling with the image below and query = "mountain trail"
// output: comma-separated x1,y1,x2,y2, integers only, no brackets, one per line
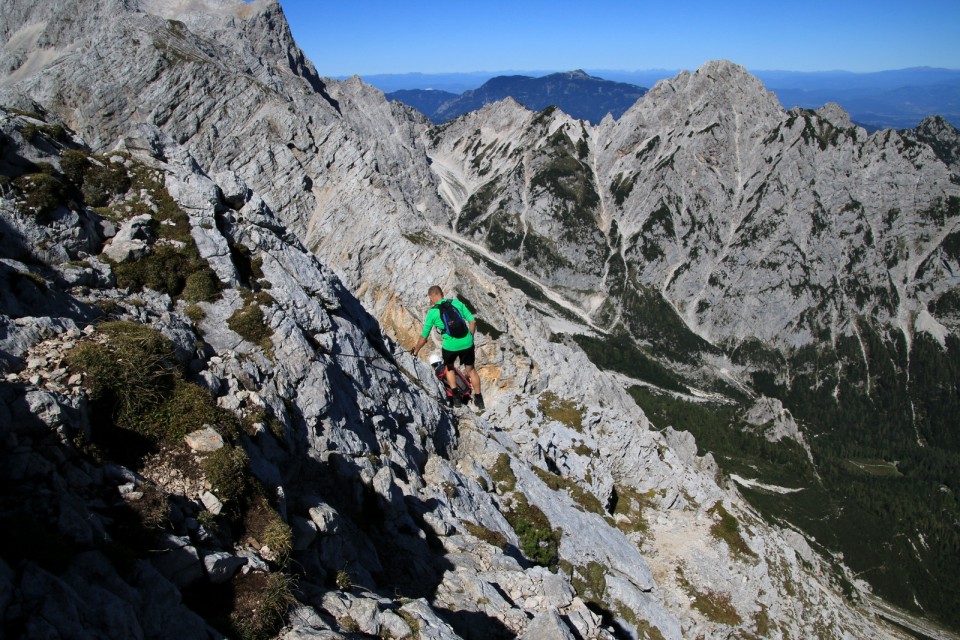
432,224,602,332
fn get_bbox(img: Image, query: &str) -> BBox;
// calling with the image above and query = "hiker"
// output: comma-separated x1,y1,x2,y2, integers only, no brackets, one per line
411,285,485,410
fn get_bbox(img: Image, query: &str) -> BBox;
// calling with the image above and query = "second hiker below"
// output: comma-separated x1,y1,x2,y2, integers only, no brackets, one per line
411,285,485,411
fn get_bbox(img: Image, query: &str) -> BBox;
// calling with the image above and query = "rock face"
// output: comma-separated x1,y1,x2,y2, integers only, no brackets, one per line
0,0,955,638
431,61,960,349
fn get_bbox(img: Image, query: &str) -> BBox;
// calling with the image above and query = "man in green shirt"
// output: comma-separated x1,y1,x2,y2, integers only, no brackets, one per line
411,285,485,411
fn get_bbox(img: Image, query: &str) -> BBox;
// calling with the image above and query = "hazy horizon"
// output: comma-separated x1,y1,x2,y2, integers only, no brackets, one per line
279,0,960,77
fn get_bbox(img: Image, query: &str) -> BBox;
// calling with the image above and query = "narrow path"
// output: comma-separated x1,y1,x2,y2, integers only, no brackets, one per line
432,225,602,332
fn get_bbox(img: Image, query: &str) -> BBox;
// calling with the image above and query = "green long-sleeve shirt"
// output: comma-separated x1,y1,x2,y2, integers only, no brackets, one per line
420,298,475,350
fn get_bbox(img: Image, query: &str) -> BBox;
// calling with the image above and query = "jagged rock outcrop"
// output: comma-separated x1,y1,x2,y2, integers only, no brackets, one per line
432,60,960,350
1,0,953,637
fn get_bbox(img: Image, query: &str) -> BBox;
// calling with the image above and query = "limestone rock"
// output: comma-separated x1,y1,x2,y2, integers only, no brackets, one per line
0,1,948,638
184,425,224,452
101,213,152,262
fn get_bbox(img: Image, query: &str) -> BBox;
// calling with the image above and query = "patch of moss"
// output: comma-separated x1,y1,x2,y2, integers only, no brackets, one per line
488,453,517,492
228,294,274,353
226,572,295,640
610,485,656,535
708,503,756,559
504,493,561,570
463,521,508,549
676,567,743,626
539,391,584,432
532,467,604,514
569,560,607,602
13,172,67,216
201,444,251,509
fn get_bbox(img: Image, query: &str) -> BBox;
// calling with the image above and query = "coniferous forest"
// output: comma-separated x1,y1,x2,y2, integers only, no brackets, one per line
593,321,960,630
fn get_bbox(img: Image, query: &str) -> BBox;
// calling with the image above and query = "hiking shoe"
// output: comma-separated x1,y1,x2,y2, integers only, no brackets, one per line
473,394,485,411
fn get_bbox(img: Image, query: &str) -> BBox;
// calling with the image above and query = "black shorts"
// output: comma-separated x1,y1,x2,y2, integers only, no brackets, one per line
442,345,475,368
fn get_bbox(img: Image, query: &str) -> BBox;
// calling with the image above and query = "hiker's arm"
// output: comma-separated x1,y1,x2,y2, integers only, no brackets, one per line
411,335,427,356
469,320,477,335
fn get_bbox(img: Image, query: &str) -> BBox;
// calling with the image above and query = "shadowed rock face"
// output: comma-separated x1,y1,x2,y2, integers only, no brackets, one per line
1,0,958,638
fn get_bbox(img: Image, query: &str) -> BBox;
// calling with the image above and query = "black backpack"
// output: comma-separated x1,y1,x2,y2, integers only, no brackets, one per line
438,300,469,338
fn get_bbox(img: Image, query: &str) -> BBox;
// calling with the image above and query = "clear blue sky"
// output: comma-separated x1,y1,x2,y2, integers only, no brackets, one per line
278,0,960,76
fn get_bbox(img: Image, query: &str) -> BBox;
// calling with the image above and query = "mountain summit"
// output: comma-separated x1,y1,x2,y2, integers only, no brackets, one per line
388,69,648,124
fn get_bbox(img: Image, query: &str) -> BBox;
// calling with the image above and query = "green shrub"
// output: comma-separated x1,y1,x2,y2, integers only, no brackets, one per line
228,297,273,351
66,321,178,426
42,123,69,142
261,516,293,565
134,377,237,442
228,572,295,640
463,521,508,549
243,493,292,566
505,493,561,570
60,149,91,186
82,159,131,206
202,445,251,506
13,172,67,215
181,267,222,303
569,561,608,602
114,243,207,298
335,570,353,591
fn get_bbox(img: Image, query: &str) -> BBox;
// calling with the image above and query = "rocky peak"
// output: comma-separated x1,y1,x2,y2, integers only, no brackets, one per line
910,114,960,168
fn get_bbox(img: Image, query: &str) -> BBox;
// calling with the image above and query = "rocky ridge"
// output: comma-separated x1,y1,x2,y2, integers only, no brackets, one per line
0,103,902,639
431,61,960,350
0,0,953,637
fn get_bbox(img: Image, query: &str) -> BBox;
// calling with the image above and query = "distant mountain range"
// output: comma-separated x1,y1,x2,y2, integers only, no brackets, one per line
372,67,960,130
387,70,647,125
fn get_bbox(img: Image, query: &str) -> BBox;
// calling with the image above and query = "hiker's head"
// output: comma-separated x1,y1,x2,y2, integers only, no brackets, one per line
428,285,444,304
